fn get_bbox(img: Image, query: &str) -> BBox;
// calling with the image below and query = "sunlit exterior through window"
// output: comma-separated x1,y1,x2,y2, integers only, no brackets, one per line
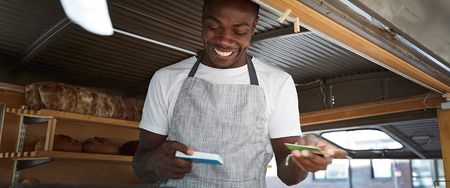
372,159,392,178
314,159,349,180
322,129,403,150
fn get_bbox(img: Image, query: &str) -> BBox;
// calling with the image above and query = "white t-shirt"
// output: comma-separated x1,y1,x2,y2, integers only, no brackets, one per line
140,56,302,139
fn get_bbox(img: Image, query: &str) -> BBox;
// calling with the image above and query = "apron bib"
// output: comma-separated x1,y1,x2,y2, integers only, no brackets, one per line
165,54,273,188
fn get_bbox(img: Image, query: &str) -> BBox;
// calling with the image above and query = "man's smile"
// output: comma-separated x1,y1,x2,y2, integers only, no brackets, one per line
214,48,233,57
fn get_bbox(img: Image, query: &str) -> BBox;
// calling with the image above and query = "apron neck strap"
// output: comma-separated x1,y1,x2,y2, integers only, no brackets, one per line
188,53,259,86
187,52,203,78
246,55,259,86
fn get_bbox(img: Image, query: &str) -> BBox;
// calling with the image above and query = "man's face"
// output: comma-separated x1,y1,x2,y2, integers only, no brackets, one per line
201,0,258,69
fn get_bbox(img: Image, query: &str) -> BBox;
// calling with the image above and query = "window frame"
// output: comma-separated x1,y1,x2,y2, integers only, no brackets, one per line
371,159,393,179
320,128,405,152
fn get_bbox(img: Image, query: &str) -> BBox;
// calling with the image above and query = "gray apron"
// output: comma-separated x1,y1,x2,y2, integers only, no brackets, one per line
165,54,273,188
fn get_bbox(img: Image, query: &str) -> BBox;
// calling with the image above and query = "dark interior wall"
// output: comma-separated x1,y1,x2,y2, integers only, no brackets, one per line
0,62,11,80
297,71,429,113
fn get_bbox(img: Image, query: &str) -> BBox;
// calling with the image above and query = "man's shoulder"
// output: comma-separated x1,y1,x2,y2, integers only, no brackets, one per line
253,57,292,81
154,56,196,79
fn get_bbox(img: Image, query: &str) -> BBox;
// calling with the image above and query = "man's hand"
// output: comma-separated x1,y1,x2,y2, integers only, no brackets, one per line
133,137,194,183
289,134,347,172
149,141,194,180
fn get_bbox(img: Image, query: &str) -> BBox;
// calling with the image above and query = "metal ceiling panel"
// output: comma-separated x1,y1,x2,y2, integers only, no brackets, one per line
28,25,191,90
249,32,385,84
351,0,450,67
109,0,204,53
0,0,65,63
393,119,441,151
107,0,290,54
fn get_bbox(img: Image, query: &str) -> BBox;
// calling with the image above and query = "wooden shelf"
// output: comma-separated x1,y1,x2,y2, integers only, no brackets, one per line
1,151,132,162
0,151,37,159
5,107,139,129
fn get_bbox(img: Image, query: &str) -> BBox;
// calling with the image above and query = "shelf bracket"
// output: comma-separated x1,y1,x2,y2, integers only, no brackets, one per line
23,116,49,124
11,116,51,184
16,158,54,170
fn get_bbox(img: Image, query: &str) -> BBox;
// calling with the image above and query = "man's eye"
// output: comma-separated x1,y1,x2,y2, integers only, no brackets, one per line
236,32,247,36
207,25,219,30
235,29,249,36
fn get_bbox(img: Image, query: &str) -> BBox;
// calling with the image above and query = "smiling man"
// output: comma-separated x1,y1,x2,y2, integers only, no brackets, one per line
201,0,257,68
133,0,346,187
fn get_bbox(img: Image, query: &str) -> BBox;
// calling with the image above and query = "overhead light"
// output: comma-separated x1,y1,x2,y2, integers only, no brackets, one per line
412,135,431,145
60,0,114,36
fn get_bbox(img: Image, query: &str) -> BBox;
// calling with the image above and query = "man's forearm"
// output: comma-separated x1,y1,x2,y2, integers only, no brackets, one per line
276,157,309,186
132,147,160,183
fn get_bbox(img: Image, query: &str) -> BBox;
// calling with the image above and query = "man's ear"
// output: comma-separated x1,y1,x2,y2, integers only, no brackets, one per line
252,16,259,35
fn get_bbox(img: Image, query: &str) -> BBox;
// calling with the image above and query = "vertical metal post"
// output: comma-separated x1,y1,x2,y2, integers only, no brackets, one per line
392,160,398,188
0,104,5,147
11,115,26,184
347,158,353,188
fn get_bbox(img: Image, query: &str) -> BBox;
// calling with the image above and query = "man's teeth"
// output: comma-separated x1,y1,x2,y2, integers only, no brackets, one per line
214,49,233,57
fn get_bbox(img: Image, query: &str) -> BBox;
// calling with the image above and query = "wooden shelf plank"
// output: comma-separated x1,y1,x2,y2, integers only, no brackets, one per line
1,151,132,162
37,151,133,162
6,107,139,129
0,82,25,93
0,151,37,159
300,93,444,126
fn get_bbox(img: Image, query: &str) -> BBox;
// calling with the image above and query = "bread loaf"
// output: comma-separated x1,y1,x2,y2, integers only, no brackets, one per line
119,140,139,156
25,82,144,121
35,134,82,152
20,178,40,185
82,137,119,155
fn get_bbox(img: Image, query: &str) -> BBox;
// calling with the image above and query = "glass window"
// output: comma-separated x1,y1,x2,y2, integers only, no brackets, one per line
436,159,446,187
372,159,392,179
412,160,434,187
314,159,349,180
321,129,403,150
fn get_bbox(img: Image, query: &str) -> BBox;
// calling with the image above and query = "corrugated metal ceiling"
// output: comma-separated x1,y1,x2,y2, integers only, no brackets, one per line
29,25,190,89
0,0,65,63
249,33,384,83
0,0,385,90
109,0,204,53
394,119,441,151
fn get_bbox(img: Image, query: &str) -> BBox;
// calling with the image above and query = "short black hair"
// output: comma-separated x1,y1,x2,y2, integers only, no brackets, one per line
202,0,260,18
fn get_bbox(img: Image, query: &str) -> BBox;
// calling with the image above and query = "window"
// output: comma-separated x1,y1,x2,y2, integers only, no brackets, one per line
371,159,392,179
411,159,446,188
321,129,403,150
436,160,446,187
314,159,349,180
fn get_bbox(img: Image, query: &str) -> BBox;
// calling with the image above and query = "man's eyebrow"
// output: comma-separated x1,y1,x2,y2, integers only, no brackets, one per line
204,16,251,28
233,23,250,28
204,16,221,23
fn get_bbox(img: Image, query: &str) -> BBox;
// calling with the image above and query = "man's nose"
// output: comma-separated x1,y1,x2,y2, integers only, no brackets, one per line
216,30,234,47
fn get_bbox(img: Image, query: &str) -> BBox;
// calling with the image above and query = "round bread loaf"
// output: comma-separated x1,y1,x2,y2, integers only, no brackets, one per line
20,177,40,184
82,137,119,154
119,140,139,155
35,134,82,152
